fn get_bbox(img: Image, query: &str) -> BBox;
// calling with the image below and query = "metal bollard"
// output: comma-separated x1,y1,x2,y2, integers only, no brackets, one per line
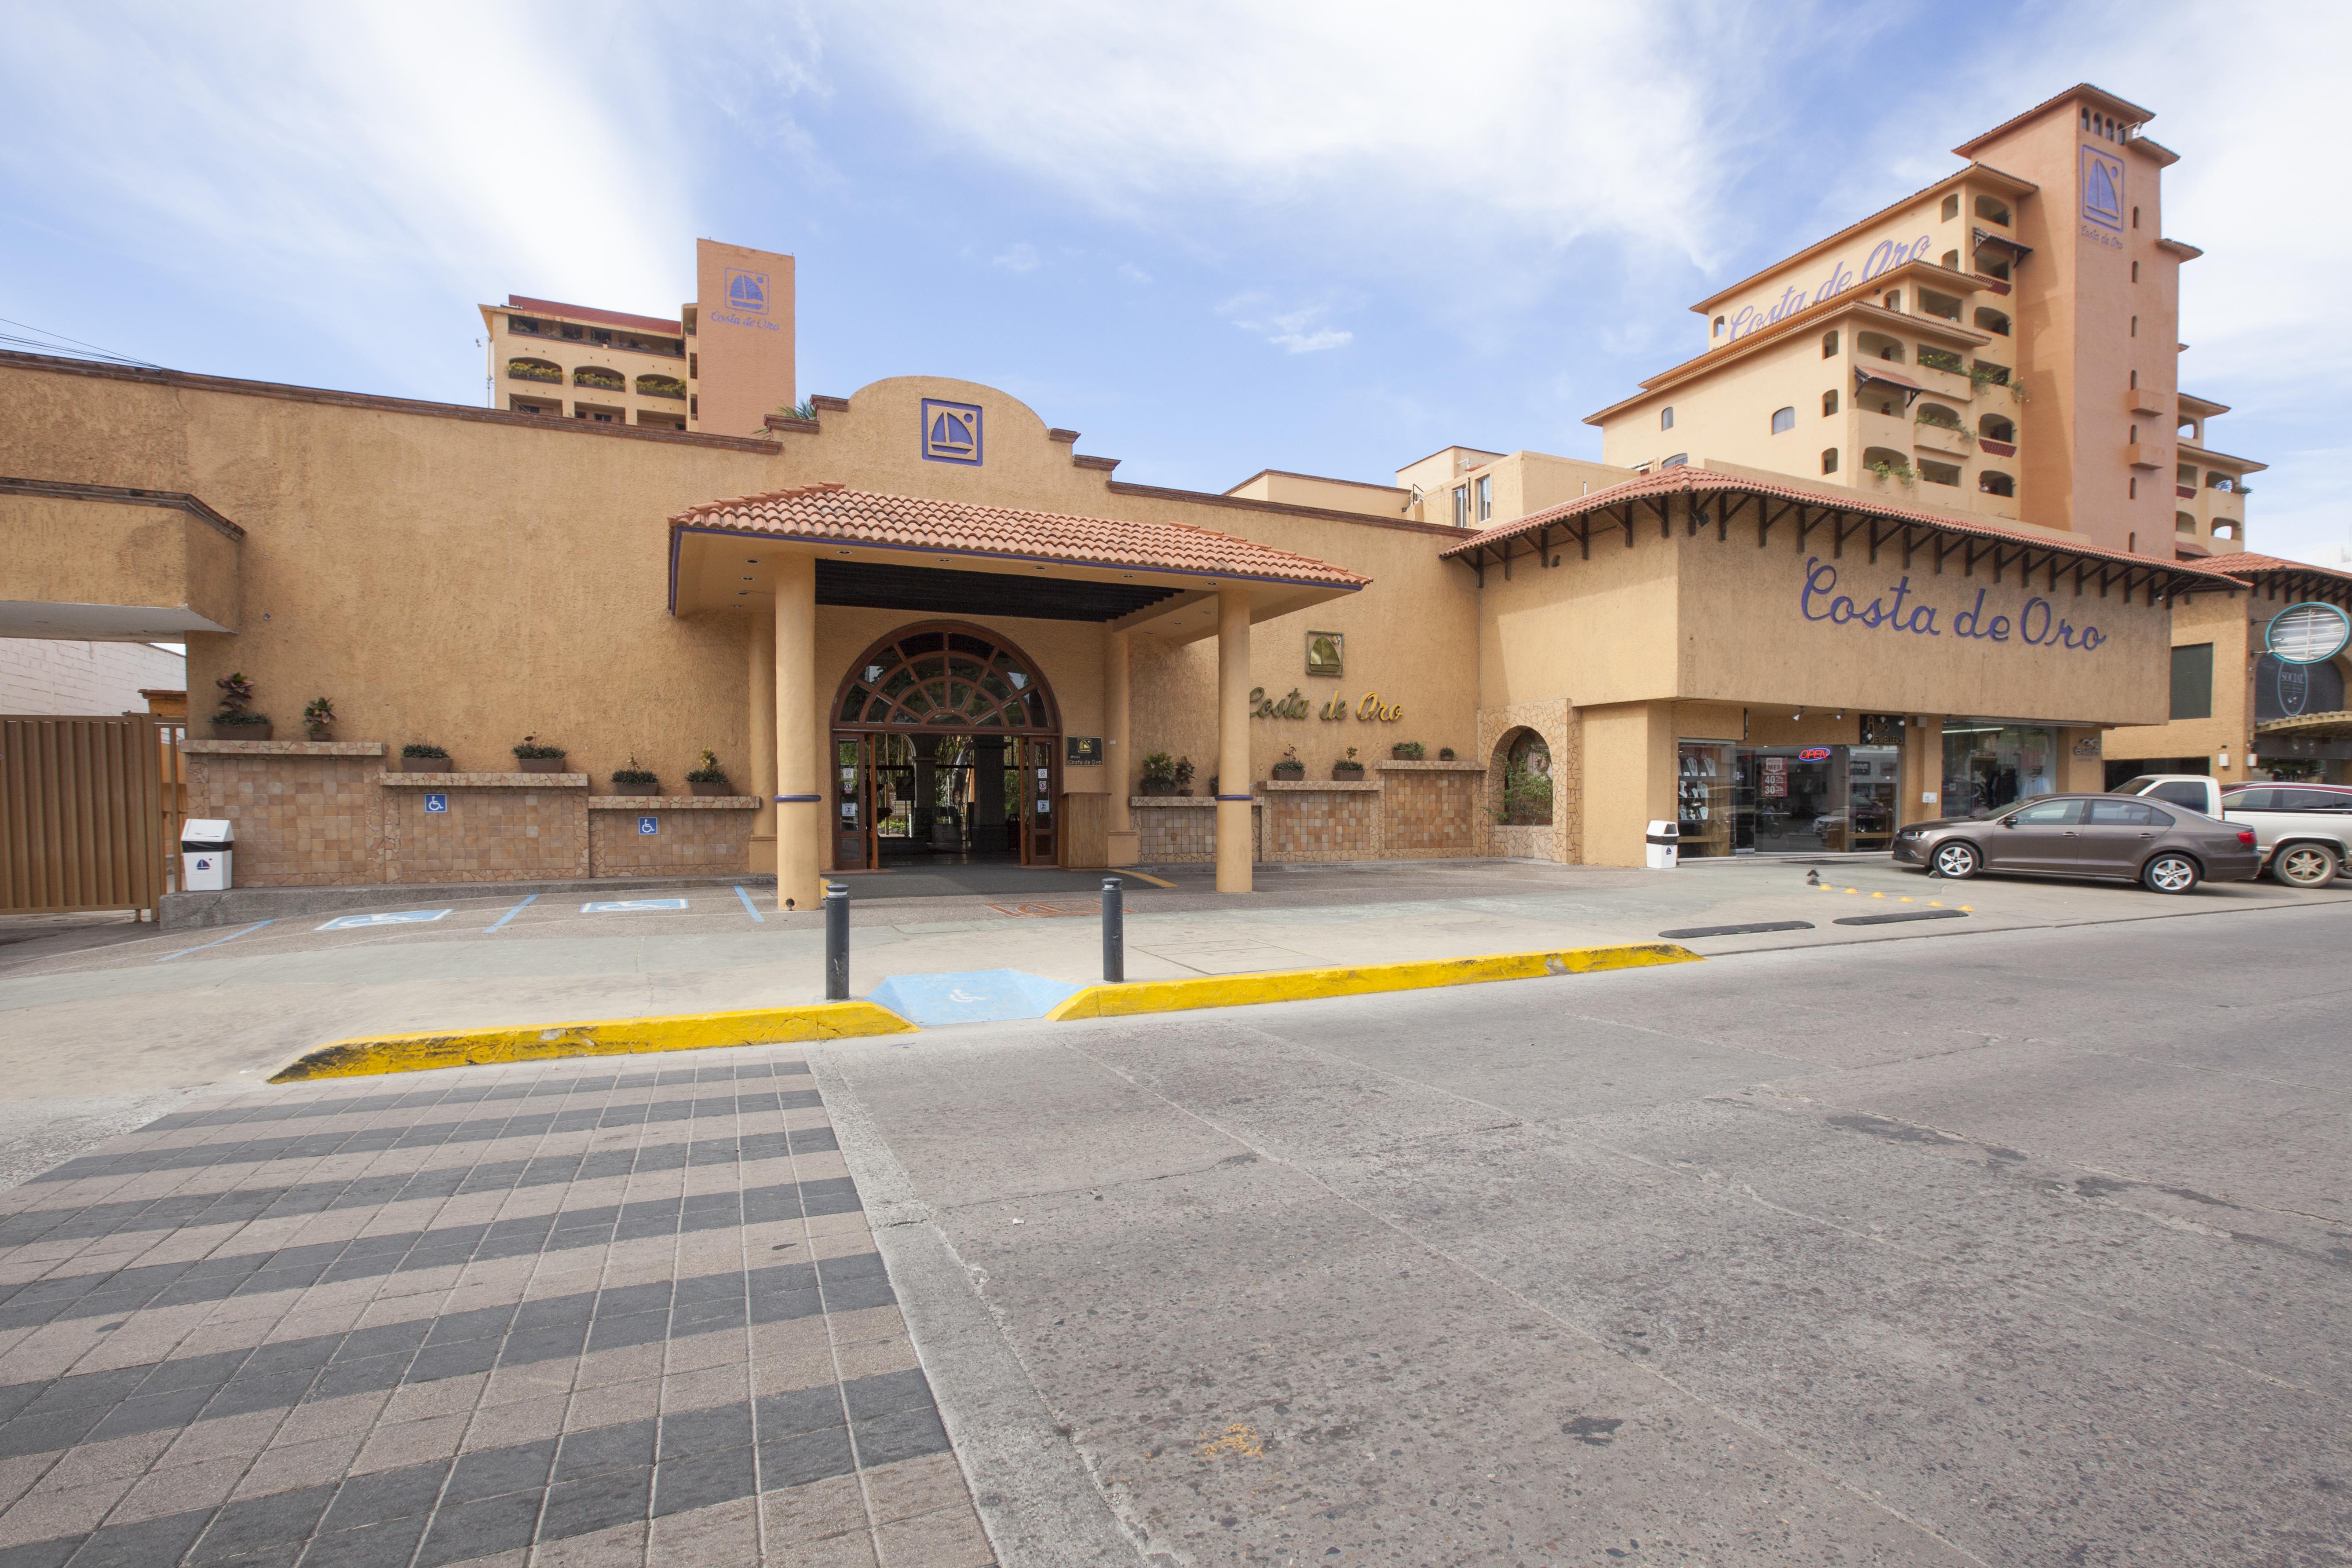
1100,875,1124,984
823,881,850,1001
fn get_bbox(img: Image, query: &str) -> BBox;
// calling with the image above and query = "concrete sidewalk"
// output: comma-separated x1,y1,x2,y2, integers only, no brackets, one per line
0,859,2344,1110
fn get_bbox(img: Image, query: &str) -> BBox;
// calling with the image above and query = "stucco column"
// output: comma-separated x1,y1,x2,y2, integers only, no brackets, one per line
1215,589,1253,893
1902,716,1943,826
774,553,822,910
1104,626,1138,866
748,612,777,874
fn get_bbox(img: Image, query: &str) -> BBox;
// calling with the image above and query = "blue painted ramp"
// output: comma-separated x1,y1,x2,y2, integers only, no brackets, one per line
865,969,1081,1026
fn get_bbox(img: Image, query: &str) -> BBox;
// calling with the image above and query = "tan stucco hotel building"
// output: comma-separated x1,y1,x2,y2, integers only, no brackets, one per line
7,84,2348,909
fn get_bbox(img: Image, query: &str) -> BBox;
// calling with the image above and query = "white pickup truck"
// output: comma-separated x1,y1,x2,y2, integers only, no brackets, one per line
2112,774,2352,888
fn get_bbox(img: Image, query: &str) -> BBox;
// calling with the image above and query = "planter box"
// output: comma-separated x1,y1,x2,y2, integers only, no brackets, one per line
1139,783,1179,797
1389,748,1424,761
687,781,731,797
608,781,658,796
399,755,449,773
211,722,273,742
1332,766,1365,781
516,757,567,773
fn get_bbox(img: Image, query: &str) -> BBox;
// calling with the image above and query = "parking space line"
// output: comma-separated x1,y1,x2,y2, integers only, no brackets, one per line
485,893,538,932
316,910,450,931
155,920,273,963
734,885,764,923
581,898,689,914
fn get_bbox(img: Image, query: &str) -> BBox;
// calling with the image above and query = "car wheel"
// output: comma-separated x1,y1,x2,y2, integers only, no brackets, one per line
1932,841,1979,880
2274,844,2340,889
2143,852,2201,895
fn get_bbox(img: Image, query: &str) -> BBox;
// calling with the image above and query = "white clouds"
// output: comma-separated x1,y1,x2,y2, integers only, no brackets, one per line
992,243,1041,273
0,2,689,388
1220,294,1355,354
815,0,1766,275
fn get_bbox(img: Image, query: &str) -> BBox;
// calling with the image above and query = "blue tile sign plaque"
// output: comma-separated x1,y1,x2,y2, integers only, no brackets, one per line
920,398,982,465
424,793,448,813
638,816,659,835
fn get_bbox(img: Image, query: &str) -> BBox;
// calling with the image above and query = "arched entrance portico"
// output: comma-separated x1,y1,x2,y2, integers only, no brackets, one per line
829,622,1063,869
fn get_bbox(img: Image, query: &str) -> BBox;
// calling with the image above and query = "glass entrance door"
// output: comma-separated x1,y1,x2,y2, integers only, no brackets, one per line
832,735,871,870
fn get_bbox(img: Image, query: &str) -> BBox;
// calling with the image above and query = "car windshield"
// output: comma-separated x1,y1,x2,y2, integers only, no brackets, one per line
2112,776,2162,795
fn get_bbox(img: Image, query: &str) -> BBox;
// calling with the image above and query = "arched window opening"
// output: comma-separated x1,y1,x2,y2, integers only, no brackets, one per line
1661,453,1689,468
1660,406,1675,431
1495,729,1553,826
1978,470,2015,497
2131,261,2140,283
1884,290,1903,312
1975,197,2012,227
1770,406,1795,434
1978,413,2015,444
1821,448,1840,475
2129,369,2138,388
833,625,1058,732
1941,249,1961,270
1822,389,1839,417
1821,329,1840,358
2130,315,2138,337
1973,307,2011,336
506,357,561,384
1712,316,1725,336
635,373,686,399
2208,472,2237,492
1856,331,1903,362
1863,446,1911,481
2132,206,2140,229
2176,512,2199,534
1915,402,1962,431
573,365,625,391
1940,194,1959,221
2212,521,2238,541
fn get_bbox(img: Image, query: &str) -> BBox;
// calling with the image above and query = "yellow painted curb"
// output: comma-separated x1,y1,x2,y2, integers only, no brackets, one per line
1044,942,1701,1022
269,1002,917,1082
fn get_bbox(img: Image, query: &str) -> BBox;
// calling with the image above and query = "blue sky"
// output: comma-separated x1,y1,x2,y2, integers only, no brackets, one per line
4,1,2348,562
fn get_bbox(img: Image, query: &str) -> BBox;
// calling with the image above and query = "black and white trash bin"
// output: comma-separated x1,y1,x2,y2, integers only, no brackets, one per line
180,819,234,892
1644,820,1679,870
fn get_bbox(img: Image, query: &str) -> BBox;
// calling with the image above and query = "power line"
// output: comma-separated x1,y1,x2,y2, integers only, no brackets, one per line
0,315,166,370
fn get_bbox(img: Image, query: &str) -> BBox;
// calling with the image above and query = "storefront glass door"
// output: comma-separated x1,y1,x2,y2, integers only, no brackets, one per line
1940,723,2058,817
1714,743,1904,855
1677,741,1735,859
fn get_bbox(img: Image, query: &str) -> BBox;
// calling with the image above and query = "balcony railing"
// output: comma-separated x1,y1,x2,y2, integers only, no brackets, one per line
506,362,561,384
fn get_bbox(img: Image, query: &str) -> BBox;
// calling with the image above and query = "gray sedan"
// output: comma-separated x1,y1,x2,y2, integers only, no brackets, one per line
1892,793,2261,894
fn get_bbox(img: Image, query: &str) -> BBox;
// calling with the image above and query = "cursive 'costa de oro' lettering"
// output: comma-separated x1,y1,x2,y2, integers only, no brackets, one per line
1723,233,1932,343
1799,557,2106,652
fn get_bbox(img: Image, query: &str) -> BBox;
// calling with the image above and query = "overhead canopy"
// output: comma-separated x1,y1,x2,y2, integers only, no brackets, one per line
670,482,1367,640
0,477,242,640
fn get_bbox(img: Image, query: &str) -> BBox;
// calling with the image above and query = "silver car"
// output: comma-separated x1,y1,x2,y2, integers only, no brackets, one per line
1892,793,2261,894
2221,782,2352,888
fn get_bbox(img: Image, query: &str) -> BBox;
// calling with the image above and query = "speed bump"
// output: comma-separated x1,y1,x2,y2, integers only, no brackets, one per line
270,1001,916,1082
1045,942,1701,1022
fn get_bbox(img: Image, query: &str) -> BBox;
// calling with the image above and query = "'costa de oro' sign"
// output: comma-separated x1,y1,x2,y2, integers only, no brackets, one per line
1251,687,1403,722
1800,558,2109,652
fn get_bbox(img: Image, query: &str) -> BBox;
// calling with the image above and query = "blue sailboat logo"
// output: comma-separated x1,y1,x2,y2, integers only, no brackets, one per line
725,269,768,313
2081,149,2123,230
920,398,984,464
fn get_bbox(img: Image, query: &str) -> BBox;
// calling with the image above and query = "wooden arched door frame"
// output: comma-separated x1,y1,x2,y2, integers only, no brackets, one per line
828,621,1063,869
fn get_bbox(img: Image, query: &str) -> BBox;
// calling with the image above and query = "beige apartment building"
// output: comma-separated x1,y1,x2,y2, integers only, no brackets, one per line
480,239,796,438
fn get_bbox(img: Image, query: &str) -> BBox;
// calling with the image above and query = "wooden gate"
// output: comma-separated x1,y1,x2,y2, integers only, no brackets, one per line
0,715,177,914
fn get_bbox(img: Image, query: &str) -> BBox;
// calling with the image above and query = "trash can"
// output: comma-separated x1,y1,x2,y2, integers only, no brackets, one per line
181,819,234,892
1644,820,1679,870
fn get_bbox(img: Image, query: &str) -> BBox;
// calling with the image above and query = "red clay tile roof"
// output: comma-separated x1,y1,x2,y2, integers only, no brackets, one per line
1437,467,2248,592
2207,552,2352,589
672,483,1370,588
504,296,683,336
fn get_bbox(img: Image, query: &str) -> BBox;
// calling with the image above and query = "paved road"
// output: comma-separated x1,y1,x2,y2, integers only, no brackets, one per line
818,899,2352,1566
0,1056,991,1567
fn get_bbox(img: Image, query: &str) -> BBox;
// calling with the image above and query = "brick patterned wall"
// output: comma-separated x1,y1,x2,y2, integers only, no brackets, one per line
184,746,384,886
588,799,757,877
383,786,588,883
1262,785,1379,862
1132,799,1261,863
1379,765,1478,857
1475,702,1580,863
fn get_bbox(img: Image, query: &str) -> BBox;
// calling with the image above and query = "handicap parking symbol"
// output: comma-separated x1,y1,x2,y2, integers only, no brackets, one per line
637,816,658,835
424,793,448,813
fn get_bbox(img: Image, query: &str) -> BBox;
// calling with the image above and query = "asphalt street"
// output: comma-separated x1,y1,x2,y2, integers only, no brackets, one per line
818,898,2352,1567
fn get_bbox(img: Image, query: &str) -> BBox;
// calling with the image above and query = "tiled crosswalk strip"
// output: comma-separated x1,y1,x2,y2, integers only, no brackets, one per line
0,1133,822,1250
0,1051,993,1567
32,1090,831,1183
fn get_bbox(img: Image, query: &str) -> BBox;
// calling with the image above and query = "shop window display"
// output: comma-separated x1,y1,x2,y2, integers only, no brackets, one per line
1941,723,2057,816
1677,741,1735,857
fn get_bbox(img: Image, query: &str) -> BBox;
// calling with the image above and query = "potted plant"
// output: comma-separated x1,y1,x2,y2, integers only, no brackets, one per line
1271,746,1305,782
1138,750,1180,797
1174,757,1195,796
686,750,731,797
1391,740,1426,761
1333,746,1364,780
610,756,658,796
210,672,272,741
302,696,336,742
1438,747,1457,761
401,742,449,773
512,735,567,774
